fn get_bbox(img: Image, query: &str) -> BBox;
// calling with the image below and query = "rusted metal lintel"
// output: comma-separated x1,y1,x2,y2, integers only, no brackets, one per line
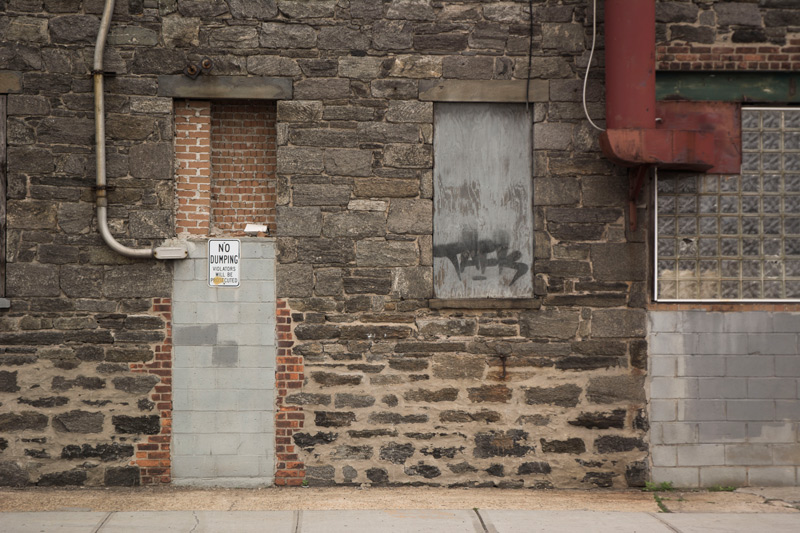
600,128,715,171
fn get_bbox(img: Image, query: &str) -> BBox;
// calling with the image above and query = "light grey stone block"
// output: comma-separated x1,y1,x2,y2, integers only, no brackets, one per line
772,313,800,333
680,355,725,377
650,355,678,377
698,422,746,443
172,301,197,325
725,444,773,465
650,399,678,422
651,377,698,399
776,400,800,419
775,356,800,377
241,242,275,259
648,312,679,333
213,346,239,368
679,399,725,421
748,378,796,399
726,399,776,421
747,334,798,356
677,444,725,466
174,280,219,303
773,444,800,465
747,466,798,486
241,259,275,281
652,446,677,467
699,466,747,487
698,377,747,399
648,332,686,355
239,346,276,368
726,356,775,377
723,311,773,333
650,466,699,488
174,258,197,281
661,422,699,444
238,303,275,323
239,390,275,411
681,311,723,333
693,333,750,355
173,324,219,346
217,324,262,346
747,422,796,443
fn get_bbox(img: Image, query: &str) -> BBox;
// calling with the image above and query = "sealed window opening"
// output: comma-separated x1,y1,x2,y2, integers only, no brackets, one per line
433,103,534,299
655,107,800,301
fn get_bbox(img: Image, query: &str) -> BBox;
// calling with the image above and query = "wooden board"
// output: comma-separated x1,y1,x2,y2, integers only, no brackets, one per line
433,103,534,299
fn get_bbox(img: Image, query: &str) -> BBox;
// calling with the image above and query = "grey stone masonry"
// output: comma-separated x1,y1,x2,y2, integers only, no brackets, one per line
649,311,800,488
171,240,276,487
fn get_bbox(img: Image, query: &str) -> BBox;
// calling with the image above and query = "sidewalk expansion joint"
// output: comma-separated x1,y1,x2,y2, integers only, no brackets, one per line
92,511,114,533
650,512,683,533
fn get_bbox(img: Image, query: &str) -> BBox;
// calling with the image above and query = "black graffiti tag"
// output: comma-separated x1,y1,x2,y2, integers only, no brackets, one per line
433,229,529,286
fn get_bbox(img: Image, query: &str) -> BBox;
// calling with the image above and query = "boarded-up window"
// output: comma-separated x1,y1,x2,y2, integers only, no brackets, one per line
433,103,533,298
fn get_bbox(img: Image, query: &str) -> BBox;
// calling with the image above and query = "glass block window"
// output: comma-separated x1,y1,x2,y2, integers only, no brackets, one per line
655,107,800,301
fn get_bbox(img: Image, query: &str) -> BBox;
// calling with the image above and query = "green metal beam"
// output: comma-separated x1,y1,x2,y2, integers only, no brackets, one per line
656,72,800,103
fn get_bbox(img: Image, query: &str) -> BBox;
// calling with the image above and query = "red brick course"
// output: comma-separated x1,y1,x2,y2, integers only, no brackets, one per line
274,298,305,486
657,39,800,70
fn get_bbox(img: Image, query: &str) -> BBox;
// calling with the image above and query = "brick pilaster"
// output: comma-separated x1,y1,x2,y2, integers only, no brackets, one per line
174,100,212,236
274,298,305,486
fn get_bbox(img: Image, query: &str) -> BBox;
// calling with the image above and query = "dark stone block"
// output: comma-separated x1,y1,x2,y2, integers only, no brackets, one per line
404,388,458,402
440,410,501,424
310,372,362,387
306,465,335,482
348,429,398,439
582,471,615,488
294,324,341,340
293,432,338,450
53,411,103,434
112,415,160,435
368,412,428,424
61,443,134,462
37,470,87,486
334,394,375,409
52,376,105,391
0,412,48,432
474,430,531,458
104,466,140,487
342,276,393,295
420,446,462,459
540,438,585,454
17,397,69,408
587,375,646,404
467,385,511,403
486,464,504,477
0,371,20,392
517,461,552,475
24,449,49,459
379,442,415,464
630,340,647,370
568,410,626,430
285,393,331,406
331,444,373,460
0,438,7,451
388,359,428,372
555,355,624,371
571,341,626,356
0,461,28,487
595,436,647,453
524,384,581,408
315,411,356,428
448,462,477,474
633,409,649,432
112,375,160,394
670,24,715,44
625,461,649,488
405,462,441,479
366,467,389,484
382,395,398,407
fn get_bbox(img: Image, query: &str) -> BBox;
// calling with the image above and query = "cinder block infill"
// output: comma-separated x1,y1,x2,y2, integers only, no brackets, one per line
172,477,274,488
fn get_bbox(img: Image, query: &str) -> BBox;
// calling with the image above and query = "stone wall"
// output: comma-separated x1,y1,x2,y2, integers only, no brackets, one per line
1,0,797,488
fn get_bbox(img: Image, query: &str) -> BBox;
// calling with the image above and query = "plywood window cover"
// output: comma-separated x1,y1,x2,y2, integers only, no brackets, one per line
655,106,800,302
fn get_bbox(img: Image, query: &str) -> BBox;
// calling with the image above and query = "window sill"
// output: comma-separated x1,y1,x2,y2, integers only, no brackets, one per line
429,298,541,310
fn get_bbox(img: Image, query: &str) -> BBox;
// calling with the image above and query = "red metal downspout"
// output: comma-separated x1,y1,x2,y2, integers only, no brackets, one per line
599,0,719,230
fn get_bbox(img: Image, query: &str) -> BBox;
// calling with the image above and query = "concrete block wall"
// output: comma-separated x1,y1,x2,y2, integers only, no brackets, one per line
649,310,800,487
171,239,276,487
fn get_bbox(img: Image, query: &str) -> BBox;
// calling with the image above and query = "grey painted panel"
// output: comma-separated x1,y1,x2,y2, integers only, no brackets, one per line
433,103,533,299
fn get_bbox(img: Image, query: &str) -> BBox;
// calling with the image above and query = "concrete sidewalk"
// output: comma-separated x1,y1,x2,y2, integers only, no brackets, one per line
2,509,800,533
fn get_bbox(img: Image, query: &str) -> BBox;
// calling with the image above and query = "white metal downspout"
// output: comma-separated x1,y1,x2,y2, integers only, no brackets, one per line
94,0,186,260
